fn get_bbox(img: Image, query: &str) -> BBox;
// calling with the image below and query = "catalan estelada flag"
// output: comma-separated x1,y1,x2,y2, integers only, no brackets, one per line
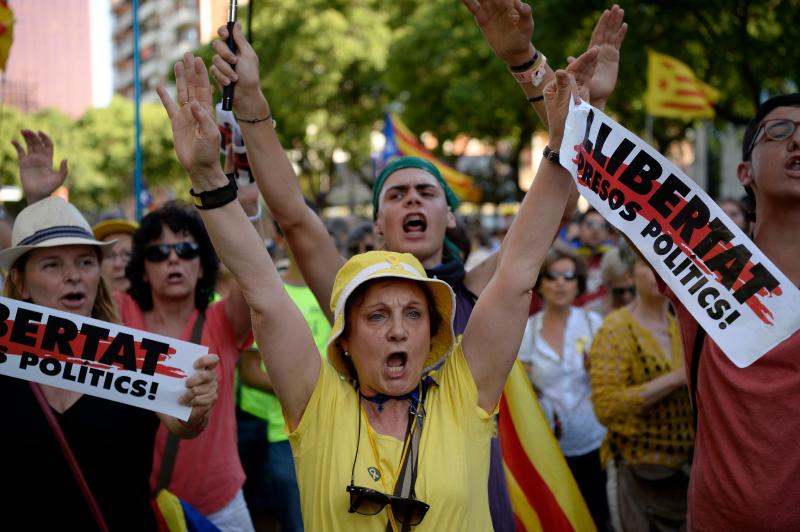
500,361,596,531
0,1,12,72
381,113,482,203
645,49,720,119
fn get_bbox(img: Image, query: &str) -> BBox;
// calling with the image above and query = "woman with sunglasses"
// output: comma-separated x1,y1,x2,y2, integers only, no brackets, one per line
1,142,219,530
120,202,255,530
517,245,609,530
599,243,637,314
588,240,693,531
158,43,585,529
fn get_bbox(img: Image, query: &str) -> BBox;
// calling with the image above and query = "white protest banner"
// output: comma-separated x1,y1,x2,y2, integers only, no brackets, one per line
0,296,206,419
560,99,800,367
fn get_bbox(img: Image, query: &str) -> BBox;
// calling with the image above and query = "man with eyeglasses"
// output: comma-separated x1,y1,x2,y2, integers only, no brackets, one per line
657,93,800,530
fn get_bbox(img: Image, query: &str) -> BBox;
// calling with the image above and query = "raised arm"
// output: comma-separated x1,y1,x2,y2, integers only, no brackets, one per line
157,53,320,430
462,0,555,128
463,68,590,413
11,129,68,204
210,23,343,322
568,4,627,110
462,43,601,297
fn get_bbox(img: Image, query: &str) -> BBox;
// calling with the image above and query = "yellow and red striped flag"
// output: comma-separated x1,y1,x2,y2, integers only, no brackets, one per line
382,113,482,203
0,1,13,71
645,49,720,119
500,362,596,531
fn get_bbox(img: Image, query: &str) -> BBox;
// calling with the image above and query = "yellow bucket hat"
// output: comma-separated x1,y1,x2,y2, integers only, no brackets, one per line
92,218,139,241
326,251,456,379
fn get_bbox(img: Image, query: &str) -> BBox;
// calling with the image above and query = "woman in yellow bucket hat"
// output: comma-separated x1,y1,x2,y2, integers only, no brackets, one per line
159,45,586,529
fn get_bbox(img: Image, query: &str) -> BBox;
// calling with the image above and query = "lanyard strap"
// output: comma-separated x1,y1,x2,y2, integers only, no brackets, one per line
356,378,433,532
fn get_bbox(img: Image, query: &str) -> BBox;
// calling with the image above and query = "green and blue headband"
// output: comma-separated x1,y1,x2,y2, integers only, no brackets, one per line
372,156,459,218
372,156,463,263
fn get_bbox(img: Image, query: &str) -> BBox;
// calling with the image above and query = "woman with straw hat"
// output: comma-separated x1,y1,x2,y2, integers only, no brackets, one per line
0,194,219,531
158,44,585,529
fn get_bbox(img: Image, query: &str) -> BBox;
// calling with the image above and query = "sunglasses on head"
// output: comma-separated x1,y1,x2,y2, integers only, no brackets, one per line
543,270,578,282
747,118,800,158
143,242,200,262
346,484,429,526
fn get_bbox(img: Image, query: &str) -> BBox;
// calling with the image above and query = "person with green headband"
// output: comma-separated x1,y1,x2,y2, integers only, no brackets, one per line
159,38,589,530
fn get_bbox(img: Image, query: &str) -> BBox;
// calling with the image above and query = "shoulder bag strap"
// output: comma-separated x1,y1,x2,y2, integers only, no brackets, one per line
156,310,206,492
690,326,706,433
30,382,110,532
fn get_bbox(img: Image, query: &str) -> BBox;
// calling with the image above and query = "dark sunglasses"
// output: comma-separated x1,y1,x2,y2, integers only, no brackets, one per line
543,270,578,282
347,484,429,526
746,118,800,158
612,286,636,298
143,242,200,262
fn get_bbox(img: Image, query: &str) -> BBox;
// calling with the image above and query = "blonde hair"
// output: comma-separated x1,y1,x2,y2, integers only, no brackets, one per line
4,252,120,324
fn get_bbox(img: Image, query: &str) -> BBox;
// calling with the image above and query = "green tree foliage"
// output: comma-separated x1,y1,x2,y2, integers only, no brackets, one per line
384,0,800,192
0,97,181,215
5,1,798,211
199,0,394,203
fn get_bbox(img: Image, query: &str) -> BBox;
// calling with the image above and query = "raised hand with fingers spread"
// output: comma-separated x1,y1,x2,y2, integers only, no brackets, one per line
156,53,222,190
11,129,68,204
462,0,535,66
568,4,627,109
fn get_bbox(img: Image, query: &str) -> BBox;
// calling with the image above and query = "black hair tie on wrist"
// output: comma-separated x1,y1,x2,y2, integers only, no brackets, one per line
509,51,540,73
527,95,545,103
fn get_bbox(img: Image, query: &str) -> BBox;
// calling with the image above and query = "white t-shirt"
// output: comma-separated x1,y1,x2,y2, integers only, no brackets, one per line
517,306,606,456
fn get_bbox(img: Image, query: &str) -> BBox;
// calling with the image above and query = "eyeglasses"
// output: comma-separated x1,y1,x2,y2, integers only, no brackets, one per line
143,242,200,262
346,485,429,526
611,286,636,299
582,220,607,230
107,250,133,263
543,270,578,282
746,118,800,158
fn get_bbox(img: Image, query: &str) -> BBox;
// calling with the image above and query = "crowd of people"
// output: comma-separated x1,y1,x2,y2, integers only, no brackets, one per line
1,0,799,531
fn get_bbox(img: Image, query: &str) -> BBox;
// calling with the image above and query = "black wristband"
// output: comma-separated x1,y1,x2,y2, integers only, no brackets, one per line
527,95,545,103
509,51,540,73
542,145,561,167
190,172,239,210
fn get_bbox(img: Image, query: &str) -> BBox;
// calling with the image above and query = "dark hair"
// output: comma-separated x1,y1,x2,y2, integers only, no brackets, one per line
534,246,587,296
741,93,800,219
126,201,219,311
346,221,375,258
579,208,603,224
340,278,442,379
